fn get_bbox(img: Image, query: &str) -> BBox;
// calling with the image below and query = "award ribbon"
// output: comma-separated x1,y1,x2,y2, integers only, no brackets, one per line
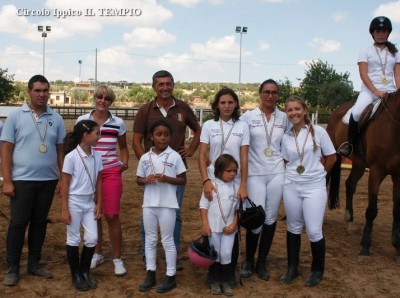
219,119,235,156
375,46,388,84
292,126,310,174
30,108,48,153
76,147,97,193
215,182,236,234
261,111,276,157
149,148,170,179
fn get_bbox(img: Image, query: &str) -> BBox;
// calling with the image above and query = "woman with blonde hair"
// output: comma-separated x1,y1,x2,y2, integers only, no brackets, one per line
77,85,129,276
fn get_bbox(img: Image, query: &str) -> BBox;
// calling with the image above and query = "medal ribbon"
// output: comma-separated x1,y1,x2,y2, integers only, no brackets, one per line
76,148,97,193
261,111,276,152
148,148,170,175
30,108,48,145
219,119,235,155
292,126,310,166
375,46,388,79
215,183,236,226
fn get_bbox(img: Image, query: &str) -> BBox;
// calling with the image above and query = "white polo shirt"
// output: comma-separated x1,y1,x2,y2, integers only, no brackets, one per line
358,44,400,93
240,107,290,176
63,145,103,196
199,179,239,233
137,146,187,209
281,125,336,183
200,118,249,180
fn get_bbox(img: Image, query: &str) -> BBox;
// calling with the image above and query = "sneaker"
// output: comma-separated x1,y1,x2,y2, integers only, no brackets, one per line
113,258,127,276
90,253,104,269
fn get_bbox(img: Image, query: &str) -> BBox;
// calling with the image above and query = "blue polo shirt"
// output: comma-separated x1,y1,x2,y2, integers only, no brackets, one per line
0,102,66,180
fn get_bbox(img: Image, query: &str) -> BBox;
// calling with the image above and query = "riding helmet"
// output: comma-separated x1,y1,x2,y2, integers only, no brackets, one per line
188,236,218,267
369,16,392,35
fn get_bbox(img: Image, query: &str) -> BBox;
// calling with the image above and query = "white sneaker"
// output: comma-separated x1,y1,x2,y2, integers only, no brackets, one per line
113,258,127,276
90,253,104,269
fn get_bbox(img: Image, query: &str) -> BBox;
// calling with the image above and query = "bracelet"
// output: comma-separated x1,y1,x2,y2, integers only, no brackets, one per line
202,178,211,185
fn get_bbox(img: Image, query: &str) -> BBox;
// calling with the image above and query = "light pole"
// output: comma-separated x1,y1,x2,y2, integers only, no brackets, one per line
38,25,51,76
78,60,82,106
235,26,247,101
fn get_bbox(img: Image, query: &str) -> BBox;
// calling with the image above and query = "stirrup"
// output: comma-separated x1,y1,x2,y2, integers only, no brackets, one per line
337,142,353,158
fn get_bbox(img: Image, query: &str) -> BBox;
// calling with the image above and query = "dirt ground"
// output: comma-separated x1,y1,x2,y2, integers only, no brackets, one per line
1,132,400,298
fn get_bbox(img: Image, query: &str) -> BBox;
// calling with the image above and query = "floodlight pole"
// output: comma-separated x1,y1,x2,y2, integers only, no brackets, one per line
78,60,82,106
38,25,51,76
235,26,247,101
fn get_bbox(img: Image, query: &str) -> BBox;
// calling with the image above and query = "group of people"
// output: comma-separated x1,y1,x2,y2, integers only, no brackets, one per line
0,15,398,295
198,78,337,296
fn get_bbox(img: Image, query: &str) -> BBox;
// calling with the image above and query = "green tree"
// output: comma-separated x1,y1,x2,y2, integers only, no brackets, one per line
299,59,353,108
318,81,354,111
13,82,29,102
0,68,16,103
277,77,293,106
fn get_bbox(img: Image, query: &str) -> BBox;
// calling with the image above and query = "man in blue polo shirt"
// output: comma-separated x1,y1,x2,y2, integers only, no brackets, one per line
1,74,66,286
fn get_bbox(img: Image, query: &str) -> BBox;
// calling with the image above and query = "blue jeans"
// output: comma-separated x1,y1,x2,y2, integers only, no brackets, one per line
141,185,185,255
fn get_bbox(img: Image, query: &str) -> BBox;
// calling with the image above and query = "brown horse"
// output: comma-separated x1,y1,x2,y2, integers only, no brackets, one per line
326,89,400,258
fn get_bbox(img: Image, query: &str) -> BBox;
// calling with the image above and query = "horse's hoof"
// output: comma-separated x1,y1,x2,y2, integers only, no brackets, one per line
344,210,353,222
357,254,371,263
345,221,356,234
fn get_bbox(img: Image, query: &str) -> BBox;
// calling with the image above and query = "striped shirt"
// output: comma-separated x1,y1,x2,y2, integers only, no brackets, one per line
77,111,126,169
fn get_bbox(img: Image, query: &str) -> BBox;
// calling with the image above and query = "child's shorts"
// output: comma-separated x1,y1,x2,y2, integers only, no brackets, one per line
101,166,123,215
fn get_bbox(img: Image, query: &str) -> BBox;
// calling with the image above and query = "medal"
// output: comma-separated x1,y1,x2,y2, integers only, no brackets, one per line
39,144,48,153
264,148,273,157
375,46,388,86
296,165,305,174
292,126,310,175
30,106,49,154
261,111,276,159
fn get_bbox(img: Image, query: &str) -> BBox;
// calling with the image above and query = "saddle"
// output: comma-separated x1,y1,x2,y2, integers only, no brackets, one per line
341,100,382,129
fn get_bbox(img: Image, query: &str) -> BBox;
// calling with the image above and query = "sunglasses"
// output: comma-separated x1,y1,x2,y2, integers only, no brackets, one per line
96,95,112,102
261,90,278,95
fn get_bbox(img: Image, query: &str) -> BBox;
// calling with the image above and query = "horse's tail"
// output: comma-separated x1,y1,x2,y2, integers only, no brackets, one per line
328,155,342,209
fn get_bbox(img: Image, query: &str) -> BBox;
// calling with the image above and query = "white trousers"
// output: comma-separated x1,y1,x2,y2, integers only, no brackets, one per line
143,207,177,276
209,232,235,265
352,90,378,122
66,194,98,247
282,179,326,242
247,173,284,234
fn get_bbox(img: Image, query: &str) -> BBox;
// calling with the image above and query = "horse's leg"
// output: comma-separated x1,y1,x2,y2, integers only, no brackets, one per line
391,174,400,259
345,163,366,222
360,166,385,256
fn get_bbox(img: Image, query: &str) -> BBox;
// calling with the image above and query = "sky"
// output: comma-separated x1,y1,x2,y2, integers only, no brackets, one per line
0,0,399,91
